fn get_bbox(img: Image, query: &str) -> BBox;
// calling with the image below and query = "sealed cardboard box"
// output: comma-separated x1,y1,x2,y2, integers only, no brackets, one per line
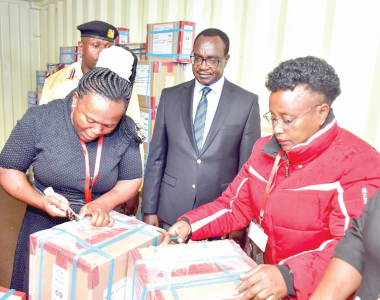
115,27,130,45
47,63,59,73
29,212,164,300
127,240,257,300
28,91,38,108
146,21,196,63
139,107,156,153
136,60,186,109
0,286,26,300
120,43,146,60
59,46,82,65
36,70,45,87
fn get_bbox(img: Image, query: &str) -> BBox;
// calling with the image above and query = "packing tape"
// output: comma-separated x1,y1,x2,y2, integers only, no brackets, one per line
36,214,159,300
131,244,248,300
0,289,16,300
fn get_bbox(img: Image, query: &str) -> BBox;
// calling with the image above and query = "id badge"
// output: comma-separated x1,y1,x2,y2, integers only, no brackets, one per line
248,221,268,252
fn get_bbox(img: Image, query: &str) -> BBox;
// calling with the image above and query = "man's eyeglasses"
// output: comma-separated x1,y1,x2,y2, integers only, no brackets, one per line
263,104,322,129
190,53,228,68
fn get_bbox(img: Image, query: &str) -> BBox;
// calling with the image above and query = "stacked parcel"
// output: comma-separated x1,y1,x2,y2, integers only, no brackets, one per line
127,240,257,300
29,212,164,300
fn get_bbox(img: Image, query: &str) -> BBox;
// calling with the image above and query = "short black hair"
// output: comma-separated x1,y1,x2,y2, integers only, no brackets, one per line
265,56,341,105
194,28,230,55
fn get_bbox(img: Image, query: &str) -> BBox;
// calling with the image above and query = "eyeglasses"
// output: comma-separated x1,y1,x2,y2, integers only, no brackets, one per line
263,104,322,129
190,52,228,68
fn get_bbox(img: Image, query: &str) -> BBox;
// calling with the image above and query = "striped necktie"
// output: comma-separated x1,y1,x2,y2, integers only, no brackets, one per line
194,87,212,153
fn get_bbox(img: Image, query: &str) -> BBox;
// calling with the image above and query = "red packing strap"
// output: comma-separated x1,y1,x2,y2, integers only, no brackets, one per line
80,135,104,204
259,149,286,225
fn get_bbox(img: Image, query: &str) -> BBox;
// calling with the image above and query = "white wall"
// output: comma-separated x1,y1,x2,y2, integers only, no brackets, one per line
1,0,380,150
0,0,41,148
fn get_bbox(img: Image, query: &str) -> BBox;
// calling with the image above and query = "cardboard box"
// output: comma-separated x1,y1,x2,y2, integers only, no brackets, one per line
146,21,196,63
36,70,45,86
115,27,130,45
127,240,257,300
140,106,156,153
136,60,186,109
119,43,146,60
47,63,59,73
0,287,26,300
28,91,38,108
59,47,82,65
29,212,164,300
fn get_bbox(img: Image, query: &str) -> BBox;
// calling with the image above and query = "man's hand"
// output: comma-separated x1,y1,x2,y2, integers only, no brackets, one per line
143,213,160,227
162,220,192,244
232,265,288,300
221,229,245,243
79,198,114,227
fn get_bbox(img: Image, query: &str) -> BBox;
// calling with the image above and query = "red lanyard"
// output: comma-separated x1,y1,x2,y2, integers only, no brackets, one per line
259,149,286,226
79,135,104,204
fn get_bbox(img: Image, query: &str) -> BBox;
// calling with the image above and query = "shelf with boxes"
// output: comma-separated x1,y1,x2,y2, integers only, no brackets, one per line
131,21,196,166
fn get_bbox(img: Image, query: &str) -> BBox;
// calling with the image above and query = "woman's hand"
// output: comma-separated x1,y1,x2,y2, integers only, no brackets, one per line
79,198,115,227
232,265,288,300
39,194,70,218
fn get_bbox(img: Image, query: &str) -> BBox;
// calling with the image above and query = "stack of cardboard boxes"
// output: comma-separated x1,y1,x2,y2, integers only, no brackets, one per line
128,21,196,164
59,46,82,65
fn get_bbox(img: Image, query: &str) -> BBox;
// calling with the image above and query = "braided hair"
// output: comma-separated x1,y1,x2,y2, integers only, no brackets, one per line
76,49,143,144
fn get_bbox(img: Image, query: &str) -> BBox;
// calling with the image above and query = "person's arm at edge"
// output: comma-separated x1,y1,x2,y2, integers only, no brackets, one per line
310,257,361,300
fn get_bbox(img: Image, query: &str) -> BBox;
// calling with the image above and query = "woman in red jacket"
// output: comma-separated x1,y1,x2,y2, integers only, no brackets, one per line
164,56,380,300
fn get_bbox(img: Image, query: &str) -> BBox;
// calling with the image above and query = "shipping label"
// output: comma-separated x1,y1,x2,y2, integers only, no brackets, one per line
136,65,150,96
182,25,193,55
52,264,69,300
103,277,127,300
165,76,175,88
152,23,174,54
140,111,149,138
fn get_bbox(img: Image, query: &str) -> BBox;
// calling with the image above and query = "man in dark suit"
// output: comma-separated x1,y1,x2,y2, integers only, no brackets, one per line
142,28,261,235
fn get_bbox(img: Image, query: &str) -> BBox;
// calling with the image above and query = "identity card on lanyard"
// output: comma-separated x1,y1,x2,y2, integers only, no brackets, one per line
80,135,104,203
248,149,285,252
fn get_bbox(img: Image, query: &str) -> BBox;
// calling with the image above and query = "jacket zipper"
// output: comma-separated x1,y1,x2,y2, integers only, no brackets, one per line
285,160,290,177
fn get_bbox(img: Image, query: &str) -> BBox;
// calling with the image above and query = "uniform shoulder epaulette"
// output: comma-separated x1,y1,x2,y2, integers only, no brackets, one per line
45,64,66,78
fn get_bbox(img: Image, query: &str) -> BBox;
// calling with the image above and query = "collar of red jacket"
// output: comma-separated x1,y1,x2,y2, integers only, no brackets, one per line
262,108,339,165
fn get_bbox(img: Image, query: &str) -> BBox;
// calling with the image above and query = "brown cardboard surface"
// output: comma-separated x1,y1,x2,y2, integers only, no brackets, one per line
127,240,257,300
0,187,26,288
29,212,163,300
136,60,186,109
146,21,196,63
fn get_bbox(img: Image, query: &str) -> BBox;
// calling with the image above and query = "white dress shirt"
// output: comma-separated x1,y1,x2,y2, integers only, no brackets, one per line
192,76,225,142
